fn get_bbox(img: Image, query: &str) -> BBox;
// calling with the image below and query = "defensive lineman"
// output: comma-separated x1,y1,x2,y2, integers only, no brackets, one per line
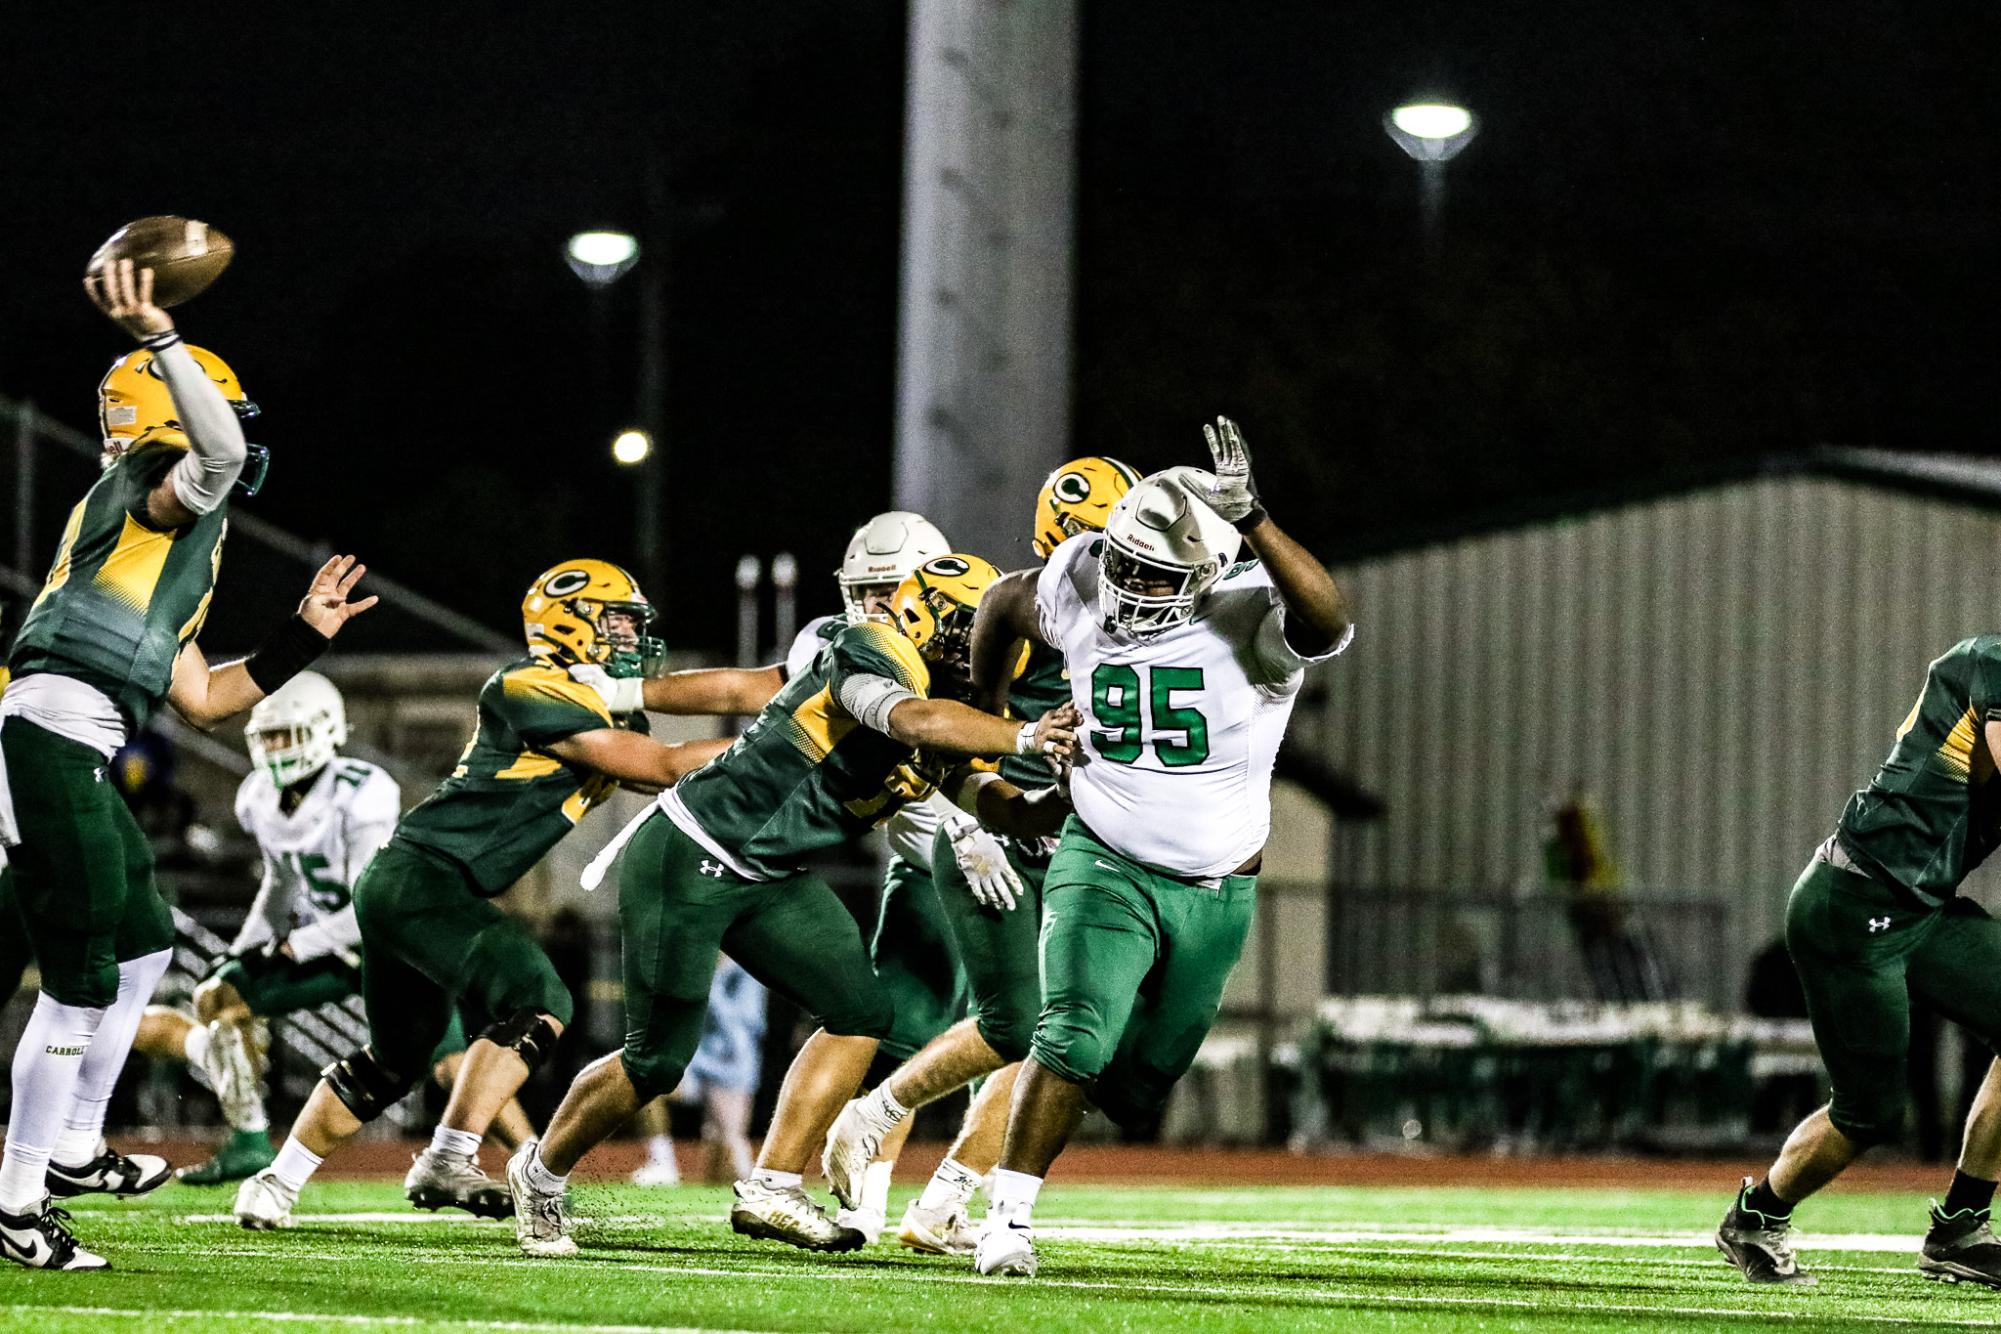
821,458,1140,1253
965,419,1351,1277
0,262,377,1270
1717,638,2001,1288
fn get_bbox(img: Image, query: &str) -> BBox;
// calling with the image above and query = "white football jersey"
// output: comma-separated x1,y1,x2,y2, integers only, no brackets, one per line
231,757,401,962
787,616,943,868
1036,534,1349,878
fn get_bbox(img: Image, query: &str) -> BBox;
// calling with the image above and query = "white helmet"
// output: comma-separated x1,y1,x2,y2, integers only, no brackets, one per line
838,510,951,623
246,670,348,790
1098,470,1242,639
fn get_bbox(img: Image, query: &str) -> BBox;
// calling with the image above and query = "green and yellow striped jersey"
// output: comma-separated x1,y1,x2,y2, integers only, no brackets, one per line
1839,635,2001,900
8,440,227,726
394,656,644,894
673,619,941,879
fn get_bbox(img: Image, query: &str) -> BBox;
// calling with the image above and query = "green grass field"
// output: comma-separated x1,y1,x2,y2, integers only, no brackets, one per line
7,1177,2001,1332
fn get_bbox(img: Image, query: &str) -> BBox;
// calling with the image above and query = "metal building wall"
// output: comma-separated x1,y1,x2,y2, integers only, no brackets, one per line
1306,476,2001,971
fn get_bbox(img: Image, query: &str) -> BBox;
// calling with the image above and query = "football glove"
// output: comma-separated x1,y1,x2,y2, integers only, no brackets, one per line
944,812,1023,912
1199,415,1268,531
569,663,645,714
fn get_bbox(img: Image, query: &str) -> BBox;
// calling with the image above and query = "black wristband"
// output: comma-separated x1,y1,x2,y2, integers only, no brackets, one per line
1233,505,1270,533
245,615,331,694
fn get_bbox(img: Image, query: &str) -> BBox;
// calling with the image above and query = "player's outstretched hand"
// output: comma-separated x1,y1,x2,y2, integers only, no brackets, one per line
84,257,176,341
296,555,379,639
945,813,1024,911
1028,702,1081,767
1199,415,1268,531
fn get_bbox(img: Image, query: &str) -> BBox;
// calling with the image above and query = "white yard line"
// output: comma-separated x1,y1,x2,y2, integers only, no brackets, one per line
0,1308,769,1334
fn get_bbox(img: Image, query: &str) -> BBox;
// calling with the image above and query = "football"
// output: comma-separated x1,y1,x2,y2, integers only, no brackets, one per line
84,215,234,308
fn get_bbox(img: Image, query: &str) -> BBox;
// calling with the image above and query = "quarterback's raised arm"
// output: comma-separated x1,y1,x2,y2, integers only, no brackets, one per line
968,569,1044,715
167,557,376,728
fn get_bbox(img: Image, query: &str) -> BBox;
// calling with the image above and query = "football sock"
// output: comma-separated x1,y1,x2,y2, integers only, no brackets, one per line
270,1137,323,1194
859,1159,893,1218
523,1144,568,1196
645,1133,678,1168
57,948,171,1165
990,1167,1043,1219
239,1100,271,1135
752,1168,803,1190
916,1156,982,1213
0,993,106,1211
429,1126,484,1160
1743,1178,1792,1220
862,1084,910,1133
1944,1170,1998,1217
183,1023,212,1069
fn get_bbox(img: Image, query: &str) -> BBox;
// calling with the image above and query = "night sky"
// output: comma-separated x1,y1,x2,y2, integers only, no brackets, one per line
3,3,1995,654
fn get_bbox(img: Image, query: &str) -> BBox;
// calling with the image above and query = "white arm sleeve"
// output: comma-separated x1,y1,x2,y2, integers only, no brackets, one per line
152,339,247,515
835,672,919,735
285,905,362,963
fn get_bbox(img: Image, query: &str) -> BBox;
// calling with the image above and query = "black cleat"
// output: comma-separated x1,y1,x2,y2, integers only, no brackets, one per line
1716,1176,1817,1286
1920,1202,2001,1288
46,1147,172,1199
0,1196,109,1270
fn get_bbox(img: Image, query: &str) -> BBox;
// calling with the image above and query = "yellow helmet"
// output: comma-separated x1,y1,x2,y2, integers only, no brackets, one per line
521,559,666,679
97,344,268,494
889,553,1002,669
1032,456,1141,558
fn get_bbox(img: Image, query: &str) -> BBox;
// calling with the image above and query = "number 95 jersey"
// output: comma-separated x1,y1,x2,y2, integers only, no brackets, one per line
1035,534,1350,879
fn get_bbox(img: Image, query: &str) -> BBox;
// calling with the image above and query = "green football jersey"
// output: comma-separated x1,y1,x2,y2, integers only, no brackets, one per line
673,619,943,879
394,657,645,894
9,439,228,726
1838,636,2001,900
998,639,1068,791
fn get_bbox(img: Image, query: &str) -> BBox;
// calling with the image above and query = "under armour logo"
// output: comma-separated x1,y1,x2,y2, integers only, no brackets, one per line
93,767,106,783
699,860,725,878
1868,916,1891,933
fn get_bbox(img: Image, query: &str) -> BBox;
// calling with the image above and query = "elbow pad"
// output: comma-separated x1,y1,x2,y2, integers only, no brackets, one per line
835,673,918,734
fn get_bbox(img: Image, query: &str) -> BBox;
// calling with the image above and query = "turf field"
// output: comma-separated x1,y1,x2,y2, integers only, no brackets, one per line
8,1177,2001,1332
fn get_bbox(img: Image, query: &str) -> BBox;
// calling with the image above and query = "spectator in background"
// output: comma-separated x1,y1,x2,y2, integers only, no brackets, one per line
1545,794,1672,1003
631,956,767,1186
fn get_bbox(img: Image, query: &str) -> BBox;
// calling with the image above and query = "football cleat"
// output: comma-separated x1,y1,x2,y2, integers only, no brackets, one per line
506,1142,577,1258
404,1149,512,1219
1920,1202,2001,1288
1716,1178,1815,1285
629,1159,682,1188
974,1209,1039,1277
176,1129,277,1186
821,1095,893,1211
729,1178,868,1253
46,1145,171,1199
0,1196,108,1270
202,1021,265,1132
898,1199,979,1255
233,1168,297,1231
835,1206,885,1246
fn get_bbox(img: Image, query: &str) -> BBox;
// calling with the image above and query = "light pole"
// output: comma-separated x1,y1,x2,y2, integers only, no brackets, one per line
1383,101,1478,252
564,229,665,609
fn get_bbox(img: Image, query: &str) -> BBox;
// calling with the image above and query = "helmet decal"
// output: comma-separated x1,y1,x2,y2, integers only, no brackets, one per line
543,569,592,598
1051,471,1092,504
923,555,972,577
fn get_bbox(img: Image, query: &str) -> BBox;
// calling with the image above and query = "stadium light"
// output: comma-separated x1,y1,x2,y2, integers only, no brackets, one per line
565,230,641,287
1384,101,1478,163
611,428,652,465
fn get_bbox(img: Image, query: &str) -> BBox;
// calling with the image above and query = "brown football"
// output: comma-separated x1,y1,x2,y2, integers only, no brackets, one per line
85,216,234,308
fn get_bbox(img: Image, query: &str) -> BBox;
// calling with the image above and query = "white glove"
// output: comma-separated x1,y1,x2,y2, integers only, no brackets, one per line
1198,415,1267,530
569,663,645,714
945,813,1023,911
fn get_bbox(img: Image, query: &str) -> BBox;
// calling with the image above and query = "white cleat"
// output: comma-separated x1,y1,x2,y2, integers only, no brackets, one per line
629,1159,681,1188
974,1211,1039,1277
0,1195,109,1270
835,1206,885,1245
405,1148,511,1219
822,1094,899,1211
233,1168,298,1231
204,1020,263,1128
898,1199,979,1255
506,1142,577,1258
730,1178,867,1253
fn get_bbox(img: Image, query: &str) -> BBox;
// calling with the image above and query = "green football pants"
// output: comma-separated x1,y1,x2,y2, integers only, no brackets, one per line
351,838,572,1080
1787,854,2001,1146
616,812,892,1099
872,851,968,1061
1029,817,1255,1127
0,718,174,1007
930,829,1049,1063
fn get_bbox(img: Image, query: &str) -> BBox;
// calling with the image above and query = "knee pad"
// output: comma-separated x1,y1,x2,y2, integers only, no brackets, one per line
817,989,894,1042
618,1046,686,1103
1029,1013,1114,1086
1828,1089,1906,1149
479,1008,561,1073
323,1046,416,1124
